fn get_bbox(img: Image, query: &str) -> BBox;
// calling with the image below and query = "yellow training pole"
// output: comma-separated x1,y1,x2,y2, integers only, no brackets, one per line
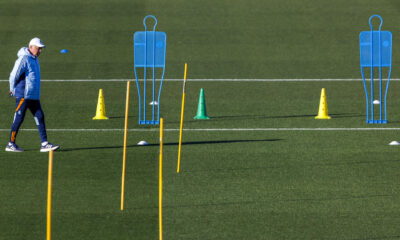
121,80,131,211
177,63,188,173
46,150,54,240
159,118,164,240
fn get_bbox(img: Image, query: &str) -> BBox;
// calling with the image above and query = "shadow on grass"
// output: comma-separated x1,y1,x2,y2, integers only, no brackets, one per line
329,113,364,119
60,139,282,152
173,113,363,124
211,113,362,120
108,115,134,119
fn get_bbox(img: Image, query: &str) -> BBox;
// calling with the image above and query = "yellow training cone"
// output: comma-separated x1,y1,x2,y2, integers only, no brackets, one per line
315,88,331,119
93,89,109,120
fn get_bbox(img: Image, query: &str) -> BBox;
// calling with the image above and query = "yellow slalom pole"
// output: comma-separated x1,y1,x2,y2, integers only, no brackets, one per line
121,80,131,211
46,150,54,240
159,118,164,240
177,63,188,173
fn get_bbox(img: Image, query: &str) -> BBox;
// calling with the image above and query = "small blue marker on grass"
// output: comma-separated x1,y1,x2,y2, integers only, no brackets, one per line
60,49,68,53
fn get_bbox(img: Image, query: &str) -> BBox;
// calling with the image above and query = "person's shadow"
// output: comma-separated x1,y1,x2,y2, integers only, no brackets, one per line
60,138,282,152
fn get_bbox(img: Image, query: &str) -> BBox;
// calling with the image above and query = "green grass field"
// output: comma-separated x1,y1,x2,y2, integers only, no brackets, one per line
1,0,400,239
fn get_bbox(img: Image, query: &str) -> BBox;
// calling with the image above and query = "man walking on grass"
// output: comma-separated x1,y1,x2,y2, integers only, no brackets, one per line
5,37,59,152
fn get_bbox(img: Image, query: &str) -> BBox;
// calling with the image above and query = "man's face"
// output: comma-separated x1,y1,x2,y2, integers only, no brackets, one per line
29,45,43,57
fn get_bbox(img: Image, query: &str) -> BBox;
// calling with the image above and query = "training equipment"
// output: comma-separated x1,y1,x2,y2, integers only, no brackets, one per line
177,63,188,173
134,15,167,125
93,89,108,120
60,49,68,53
5,142,23,152
194,88,210,120
40,142,60,152
360,15,392,124
137,140,149,146
315,88,331,119
159,118,164,240
121,81,130,211
389,141,400,145
47,150,54,240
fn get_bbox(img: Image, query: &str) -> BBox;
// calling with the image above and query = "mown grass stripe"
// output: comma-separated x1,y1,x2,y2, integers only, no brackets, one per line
0,128,399,132
1,78,400,82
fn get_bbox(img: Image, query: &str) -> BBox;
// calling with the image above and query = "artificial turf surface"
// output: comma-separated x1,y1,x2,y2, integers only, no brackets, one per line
1,0,400,239
1,80,400,239
2,0,400,80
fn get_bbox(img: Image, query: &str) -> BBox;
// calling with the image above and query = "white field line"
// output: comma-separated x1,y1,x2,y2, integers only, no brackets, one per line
0,128,399,132
1,78,400,82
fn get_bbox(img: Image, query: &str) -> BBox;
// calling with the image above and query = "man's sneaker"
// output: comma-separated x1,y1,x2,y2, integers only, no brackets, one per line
5,142,23,152
40,141,60,152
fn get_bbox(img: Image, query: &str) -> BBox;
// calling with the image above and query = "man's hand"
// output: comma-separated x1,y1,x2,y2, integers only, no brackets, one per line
9,91,13,97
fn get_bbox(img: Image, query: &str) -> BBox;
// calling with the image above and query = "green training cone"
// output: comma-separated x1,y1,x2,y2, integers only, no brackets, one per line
194,88,210,120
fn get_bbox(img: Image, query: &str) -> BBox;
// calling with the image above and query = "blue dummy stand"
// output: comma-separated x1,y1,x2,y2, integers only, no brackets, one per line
360,15,392,124
134,15,167,125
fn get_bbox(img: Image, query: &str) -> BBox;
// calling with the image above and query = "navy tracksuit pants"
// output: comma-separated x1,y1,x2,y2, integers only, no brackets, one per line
9,97,47,143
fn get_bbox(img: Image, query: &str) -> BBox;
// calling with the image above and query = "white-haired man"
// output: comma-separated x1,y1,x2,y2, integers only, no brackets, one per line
6,38,59,152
